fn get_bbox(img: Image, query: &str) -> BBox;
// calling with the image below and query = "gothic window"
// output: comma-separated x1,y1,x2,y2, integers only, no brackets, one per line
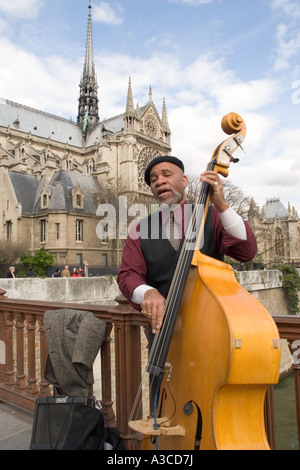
274,227,284,257
65,158,74,170
85,159,95,174
137,147,160,190
144,116,158,138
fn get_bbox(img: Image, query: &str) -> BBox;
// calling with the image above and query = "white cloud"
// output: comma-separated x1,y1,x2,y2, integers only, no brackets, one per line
0,38,79,117
223,120,300,208
274,23,300,71
0,0,43,19
270,1,300,71
213,79,281,113
93,2,124,26
271,0,300,18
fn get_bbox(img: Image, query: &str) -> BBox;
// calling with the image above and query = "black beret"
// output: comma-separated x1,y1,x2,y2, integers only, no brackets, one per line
144,155,185,186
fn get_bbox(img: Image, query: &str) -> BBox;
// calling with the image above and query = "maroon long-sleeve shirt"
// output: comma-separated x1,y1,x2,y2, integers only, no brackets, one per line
117,205,257,303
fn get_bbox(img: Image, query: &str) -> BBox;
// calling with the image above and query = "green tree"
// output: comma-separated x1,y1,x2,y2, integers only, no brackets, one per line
20,248,54,277
277,264,300,315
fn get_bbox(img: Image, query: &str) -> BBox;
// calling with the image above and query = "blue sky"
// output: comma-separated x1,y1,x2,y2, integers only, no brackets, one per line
0,0,300,213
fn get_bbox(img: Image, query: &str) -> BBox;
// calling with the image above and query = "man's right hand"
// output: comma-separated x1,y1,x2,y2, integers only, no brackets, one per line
141,289,166,334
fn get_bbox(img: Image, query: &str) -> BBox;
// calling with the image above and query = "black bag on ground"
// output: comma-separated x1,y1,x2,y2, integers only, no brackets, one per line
30,398,124,450
61,403,124,450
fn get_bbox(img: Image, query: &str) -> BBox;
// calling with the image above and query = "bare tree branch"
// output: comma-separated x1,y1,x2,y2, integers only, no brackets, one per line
186,174,252,220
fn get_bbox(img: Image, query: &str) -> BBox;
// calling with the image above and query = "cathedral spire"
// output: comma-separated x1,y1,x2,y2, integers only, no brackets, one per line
125,77,135,115
84,0,95,78
77,0,99,137
162,97,171,144
124,77,136,131
162,97,170,131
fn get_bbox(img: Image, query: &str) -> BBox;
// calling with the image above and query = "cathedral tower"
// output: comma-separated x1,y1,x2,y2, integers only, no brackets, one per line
77,1,99,138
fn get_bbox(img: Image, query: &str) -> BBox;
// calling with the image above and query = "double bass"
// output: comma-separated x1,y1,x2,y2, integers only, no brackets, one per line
129,113,280,450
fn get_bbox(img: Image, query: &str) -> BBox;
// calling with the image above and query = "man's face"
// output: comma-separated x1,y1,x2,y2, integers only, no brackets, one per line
149,162,187,206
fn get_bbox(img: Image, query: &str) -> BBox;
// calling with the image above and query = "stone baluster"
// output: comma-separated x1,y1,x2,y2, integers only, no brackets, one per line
26,314,38,396
14,313,27,391
4,312,15,387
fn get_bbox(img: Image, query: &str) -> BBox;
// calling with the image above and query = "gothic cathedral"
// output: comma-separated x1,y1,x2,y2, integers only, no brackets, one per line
0,2,171,273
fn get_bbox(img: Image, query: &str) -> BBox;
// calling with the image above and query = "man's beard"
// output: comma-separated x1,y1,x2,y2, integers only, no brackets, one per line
155,189,183,206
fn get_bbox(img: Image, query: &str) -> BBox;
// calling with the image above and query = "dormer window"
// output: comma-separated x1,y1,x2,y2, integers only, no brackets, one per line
72,185,84,210
41,187,51,209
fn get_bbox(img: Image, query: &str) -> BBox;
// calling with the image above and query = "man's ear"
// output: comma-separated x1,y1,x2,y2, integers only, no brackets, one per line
182,174,188,188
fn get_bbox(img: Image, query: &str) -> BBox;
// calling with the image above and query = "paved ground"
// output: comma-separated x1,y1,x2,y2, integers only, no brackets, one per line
0,401,34,450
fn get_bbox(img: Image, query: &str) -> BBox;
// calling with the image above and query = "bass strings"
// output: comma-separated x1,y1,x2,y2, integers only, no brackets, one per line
129,159,215,429
147,159,215,373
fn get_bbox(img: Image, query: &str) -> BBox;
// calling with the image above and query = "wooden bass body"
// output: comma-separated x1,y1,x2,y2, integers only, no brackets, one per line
143,252,280,450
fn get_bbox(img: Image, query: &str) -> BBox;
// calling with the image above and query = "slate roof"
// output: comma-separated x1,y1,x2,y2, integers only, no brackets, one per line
9,171,40,214
9,169,101,216
48,171,101,214
0,98,125,149
87,113,125,145
0,98,83,147
262,198,289,219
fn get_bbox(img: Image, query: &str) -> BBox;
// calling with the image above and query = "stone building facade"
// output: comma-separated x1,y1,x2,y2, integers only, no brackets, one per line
248,197,300,267
0,3,171,271
0,3,299,272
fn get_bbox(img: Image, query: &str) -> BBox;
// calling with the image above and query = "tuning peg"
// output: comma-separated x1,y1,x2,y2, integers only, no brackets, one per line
234,135,246,153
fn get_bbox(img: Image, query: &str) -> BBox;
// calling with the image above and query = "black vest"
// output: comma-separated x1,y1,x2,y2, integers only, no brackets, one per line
140,205,223,298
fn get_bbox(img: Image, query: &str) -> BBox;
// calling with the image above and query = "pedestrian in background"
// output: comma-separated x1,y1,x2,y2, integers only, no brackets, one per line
7,266,16,278
61,265,70,277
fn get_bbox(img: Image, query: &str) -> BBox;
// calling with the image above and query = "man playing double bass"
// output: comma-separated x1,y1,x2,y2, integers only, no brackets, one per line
117,155,257,335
